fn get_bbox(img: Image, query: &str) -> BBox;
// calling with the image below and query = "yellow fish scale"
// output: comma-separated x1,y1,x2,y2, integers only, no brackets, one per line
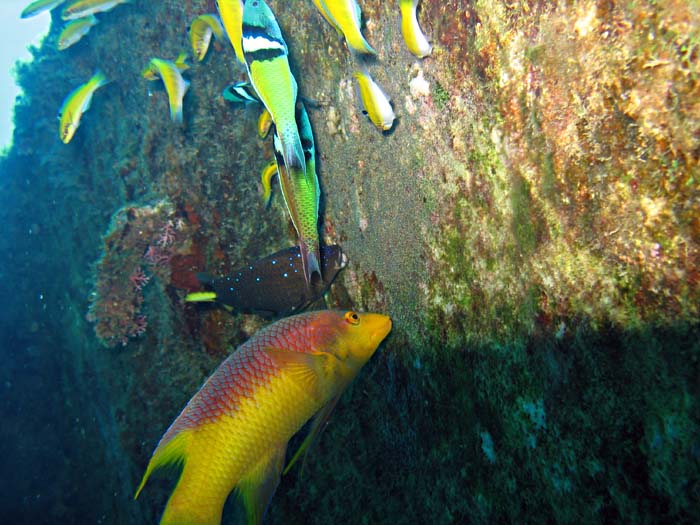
249,60,298,150
158,367,322,525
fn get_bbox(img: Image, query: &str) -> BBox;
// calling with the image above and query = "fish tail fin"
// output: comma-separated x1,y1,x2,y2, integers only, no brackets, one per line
91,70,108,88
134,432,188,501
299,239,321,286
172,80,190,123
185,291,218,302
347,34,376,56
282,129,306,172
137,429,229,525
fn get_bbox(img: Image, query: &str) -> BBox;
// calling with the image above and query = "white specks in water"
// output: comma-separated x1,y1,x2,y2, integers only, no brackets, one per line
283,273,288,278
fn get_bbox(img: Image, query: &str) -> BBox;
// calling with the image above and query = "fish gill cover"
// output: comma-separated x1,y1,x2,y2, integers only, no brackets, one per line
0,0,699,524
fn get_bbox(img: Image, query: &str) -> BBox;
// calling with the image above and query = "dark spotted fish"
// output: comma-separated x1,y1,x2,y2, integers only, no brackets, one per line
185,245,347,317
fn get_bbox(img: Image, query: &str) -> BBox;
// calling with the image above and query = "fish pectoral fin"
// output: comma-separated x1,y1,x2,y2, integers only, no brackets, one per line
283,393,342,476
261,348,329,393
236,444,287,525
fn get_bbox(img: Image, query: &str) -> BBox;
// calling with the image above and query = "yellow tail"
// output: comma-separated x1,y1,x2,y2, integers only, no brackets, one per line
135,430,228,525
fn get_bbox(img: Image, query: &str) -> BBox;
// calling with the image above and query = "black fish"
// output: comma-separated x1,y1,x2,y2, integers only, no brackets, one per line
185,245,347,317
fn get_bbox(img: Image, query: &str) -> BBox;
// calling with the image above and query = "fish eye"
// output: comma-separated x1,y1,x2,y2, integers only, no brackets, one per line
344,311,360,325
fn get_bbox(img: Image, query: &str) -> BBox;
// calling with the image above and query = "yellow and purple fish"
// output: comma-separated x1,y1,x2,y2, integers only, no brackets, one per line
399,0,432,58
143,57,190,123
216,0,245,63
188,13,225,62
353,68,395,131
57,14,98,50
135,309,392,525
58,70,107,143
20,0,66,18
313,0,376,55
61,0,131,20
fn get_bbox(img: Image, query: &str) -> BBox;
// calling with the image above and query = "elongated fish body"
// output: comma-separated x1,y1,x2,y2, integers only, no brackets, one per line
399,0,431,58
315,0,376,55
216,0,245,63
61,0,131,20
145,58,190,123
189,14,224,61
273,102,321,284
186,245,347,317
57,15,98,50
353,69,395,131
242,0,306,176
58,70,107,143
136,309,392,525
20,0,66,18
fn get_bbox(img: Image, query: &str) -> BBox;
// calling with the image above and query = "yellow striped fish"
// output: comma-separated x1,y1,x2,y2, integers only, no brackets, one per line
20,0,66,18
58,70,107,143
188,13,225,62
143,58,190,123
216,0,245,63
57,15,98,50
314,0,376,55
260,159,277,206
61,0,131,21
353,69,395,131
399,0,432,58
135,310,392,525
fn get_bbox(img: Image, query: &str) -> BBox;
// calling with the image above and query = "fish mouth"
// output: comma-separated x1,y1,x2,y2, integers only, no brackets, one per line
367,314,392,346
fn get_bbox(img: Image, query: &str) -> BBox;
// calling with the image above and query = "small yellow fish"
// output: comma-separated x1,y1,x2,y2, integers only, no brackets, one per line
20,0,66,18
315,0,376,55
216,0,245,63
399,0,432,58
353,69,395,131
143,58,190,123
188,13,225,62
57,15,98,50
257,108,273,139
58,70,107,143
142,53,189,80
260,159,277,206
61,0,131,21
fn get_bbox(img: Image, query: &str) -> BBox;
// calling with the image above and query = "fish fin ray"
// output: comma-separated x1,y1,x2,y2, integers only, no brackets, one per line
299,240,321,286
236,444,287,525
283,393,341,476
134,432,189,500
261,347,326,392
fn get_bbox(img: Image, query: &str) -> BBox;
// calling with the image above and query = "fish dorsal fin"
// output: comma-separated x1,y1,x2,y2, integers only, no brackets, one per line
283,393,342,476
236,443,287,525
261,347,328,393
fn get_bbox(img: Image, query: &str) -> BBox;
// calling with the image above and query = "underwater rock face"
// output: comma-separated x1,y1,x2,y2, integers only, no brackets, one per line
0,0,698,523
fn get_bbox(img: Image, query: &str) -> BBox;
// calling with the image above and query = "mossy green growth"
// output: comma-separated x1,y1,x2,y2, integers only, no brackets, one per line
432,80,450,110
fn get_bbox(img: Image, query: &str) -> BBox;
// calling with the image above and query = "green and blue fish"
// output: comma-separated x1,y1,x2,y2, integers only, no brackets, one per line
58,70,107,143
241,0,306,176
272,102,321,284
20,0,66,18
